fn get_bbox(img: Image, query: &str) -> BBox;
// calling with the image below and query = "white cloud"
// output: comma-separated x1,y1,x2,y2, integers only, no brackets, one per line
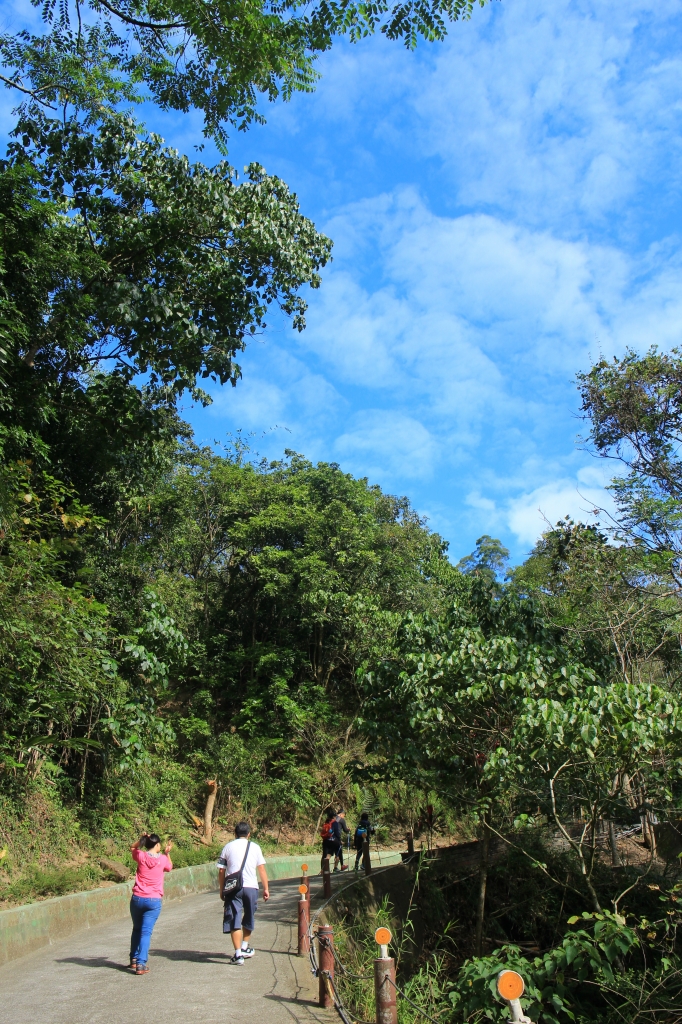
187,0,682,556
262,0,682,238
507,477,618,549
334,410,438,484
287,184,682,549
404,0,682,229
303,186,682,424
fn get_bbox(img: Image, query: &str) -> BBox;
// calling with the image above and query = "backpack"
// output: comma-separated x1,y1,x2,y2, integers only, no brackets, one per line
320,821,334,841
220,840,251,902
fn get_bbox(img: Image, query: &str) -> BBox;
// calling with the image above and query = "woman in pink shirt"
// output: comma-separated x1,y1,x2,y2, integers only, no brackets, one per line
129,832,173,975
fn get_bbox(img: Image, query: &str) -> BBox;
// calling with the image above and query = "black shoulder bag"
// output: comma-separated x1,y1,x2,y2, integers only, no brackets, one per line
221,840,251,901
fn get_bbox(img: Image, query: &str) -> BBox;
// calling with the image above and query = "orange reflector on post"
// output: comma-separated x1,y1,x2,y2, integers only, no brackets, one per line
298,884,308,895
497,971,524,1002
301,864,309,871
375,927,392,946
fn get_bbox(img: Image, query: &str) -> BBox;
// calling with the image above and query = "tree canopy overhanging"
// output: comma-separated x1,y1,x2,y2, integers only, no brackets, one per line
1,0,487,143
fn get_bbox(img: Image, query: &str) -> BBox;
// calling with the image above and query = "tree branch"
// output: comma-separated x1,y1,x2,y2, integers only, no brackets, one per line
0,74,57,110
94,0,189,30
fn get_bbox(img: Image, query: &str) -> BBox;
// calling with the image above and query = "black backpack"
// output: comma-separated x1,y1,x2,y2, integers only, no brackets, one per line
221,840,251,901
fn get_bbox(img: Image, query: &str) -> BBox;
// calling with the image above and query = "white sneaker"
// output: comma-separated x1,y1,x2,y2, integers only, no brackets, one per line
241,946,255,958
229,953,245,965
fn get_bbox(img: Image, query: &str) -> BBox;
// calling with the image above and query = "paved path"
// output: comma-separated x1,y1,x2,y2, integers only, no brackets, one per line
0,880,329,1024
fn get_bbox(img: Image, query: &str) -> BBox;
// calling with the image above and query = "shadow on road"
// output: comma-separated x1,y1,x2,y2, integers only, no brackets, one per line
264,994,318,1008
55,957,130,972
150,948,232,964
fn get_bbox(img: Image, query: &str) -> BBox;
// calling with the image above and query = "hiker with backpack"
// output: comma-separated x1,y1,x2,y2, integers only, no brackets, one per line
354,813,374,871
332,809,350,872
217,821,269,966
320,809,337,872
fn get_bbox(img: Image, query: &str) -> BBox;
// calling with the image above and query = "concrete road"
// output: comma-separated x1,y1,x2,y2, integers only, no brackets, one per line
0,880,329,1024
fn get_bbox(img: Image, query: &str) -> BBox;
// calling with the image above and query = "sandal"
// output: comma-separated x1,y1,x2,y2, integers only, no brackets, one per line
129,959,137,969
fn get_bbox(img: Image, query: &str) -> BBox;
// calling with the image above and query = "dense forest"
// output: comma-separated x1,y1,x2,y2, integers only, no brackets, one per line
3,0,682,1019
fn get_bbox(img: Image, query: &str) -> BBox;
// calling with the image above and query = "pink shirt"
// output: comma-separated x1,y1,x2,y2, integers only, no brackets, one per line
132,849,173,898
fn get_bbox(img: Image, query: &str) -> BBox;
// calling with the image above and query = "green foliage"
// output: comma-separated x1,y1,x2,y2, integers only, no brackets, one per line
578,347,682,581
1,116,330,486
450,912,639,1023
1,0,487,145
361,583,682,914
0,862,103,905
457,534,510,582
0,429,451,863
101,446,450,820
512,518,682,687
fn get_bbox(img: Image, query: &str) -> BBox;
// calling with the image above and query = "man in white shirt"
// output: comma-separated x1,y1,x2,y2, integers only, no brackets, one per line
217,821,269,965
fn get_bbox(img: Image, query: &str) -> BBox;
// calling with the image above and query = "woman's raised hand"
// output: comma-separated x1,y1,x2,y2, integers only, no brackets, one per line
164,840,173,853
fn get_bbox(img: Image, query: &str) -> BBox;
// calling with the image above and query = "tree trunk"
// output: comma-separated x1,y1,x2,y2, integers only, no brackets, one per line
203,780,218,845
474,823,490,957
608,820,621,867
647,812,657,858
79,705,95,802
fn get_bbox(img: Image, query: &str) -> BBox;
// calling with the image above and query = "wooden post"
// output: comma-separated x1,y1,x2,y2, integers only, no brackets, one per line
301,864,310,904
406,831,414,856
374,956,397,1024
362,837,372,875
374,927,397,1024
323,857,332,898
298,886,310,955
318,924,334,1007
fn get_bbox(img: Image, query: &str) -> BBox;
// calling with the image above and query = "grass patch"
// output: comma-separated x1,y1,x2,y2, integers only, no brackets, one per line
0,863,103,906
168,842,223,869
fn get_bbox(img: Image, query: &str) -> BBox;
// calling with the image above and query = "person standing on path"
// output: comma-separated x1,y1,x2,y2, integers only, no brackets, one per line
217,822,269,965
353,813,372,871
129,832,173,975
320,809,336,872
332,809,350,872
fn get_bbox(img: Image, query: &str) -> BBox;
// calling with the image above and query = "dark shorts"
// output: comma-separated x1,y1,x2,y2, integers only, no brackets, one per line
322,839,338,858
223,887,258,933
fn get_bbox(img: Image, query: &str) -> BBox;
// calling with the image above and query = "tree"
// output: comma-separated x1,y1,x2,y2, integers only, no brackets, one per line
111,447,449,735
456,534,510,582
513,518,682,692
0,116,330,511
0,445,181,786
1,0,488,144
109,452,448,819
360,582,682,947
577,347,682,591
0,441,450,821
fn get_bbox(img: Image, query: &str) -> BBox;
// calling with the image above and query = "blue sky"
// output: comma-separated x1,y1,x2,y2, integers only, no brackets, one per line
5,0,682,563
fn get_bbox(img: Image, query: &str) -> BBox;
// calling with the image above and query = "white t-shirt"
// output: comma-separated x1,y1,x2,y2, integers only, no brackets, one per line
216,837,266,890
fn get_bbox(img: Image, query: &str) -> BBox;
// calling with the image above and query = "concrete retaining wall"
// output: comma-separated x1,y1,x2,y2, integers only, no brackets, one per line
0,848,403,965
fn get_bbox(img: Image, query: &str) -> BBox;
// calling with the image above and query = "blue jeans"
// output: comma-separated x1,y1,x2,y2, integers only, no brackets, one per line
129,895,162,966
